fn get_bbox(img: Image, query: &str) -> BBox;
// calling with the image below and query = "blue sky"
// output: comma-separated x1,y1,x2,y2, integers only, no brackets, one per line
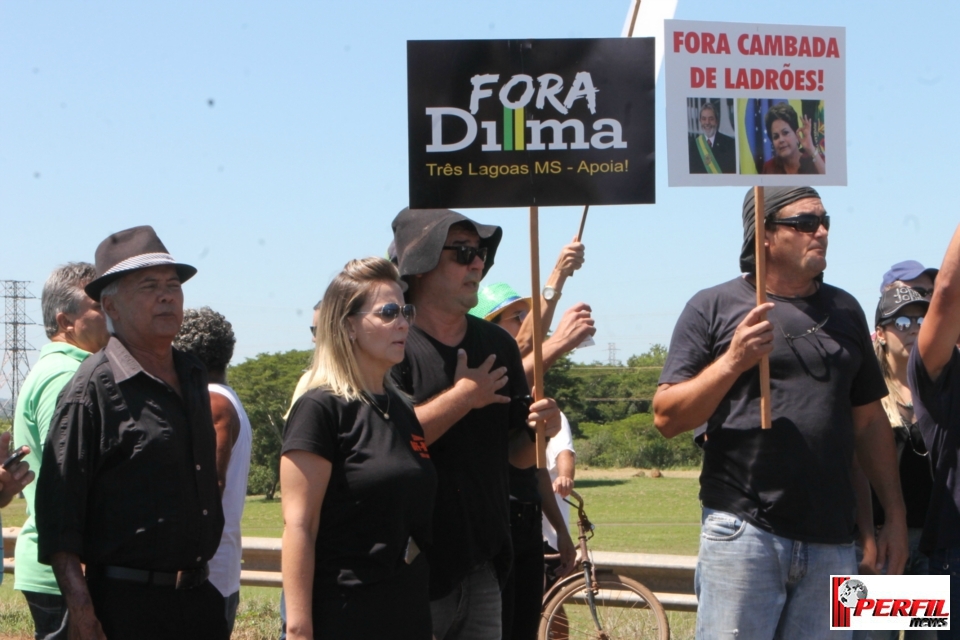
2,0,956,367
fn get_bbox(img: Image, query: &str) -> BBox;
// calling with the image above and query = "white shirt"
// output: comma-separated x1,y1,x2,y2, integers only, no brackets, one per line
542,412,575,549
207,383,253,597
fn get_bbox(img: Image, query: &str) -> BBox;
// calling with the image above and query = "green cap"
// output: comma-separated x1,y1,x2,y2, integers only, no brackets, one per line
469,282,531,321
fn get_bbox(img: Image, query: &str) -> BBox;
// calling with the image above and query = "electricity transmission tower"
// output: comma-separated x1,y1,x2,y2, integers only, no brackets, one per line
0,281,37,418
607,342,619,366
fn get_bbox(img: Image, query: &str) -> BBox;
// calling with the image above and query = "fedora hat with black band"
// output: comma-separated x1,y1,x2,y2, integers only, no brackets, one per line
85,226,197,301
391,208,502,280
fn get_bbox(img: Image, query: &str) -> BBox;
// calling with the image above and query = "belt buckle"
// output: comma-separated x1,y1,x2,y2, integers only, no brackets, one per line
174,564,207,590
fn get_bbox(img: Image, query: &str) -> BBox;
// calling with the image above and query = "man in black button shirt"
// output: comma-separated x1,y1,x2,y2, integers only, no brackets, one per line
36,226,227,640
653,188,907,639
391,208,562,640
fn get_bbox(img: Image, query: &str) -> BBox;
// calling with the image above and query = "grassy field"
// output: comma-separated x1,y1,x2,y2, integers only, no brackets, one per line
0,469,702,639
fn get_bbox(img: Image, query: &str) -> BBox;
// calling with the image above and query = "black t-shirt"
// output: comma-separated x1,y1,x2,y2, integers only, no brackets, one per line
281,387,437,603
660,277,887,543
391,315,531,599
508,464,541,505
871,423,933,530
908,346,960,553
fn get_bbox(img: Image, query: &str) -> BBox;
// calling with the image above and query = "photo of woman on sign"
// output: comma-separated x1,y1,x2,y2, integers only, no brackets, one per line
738,99,825,175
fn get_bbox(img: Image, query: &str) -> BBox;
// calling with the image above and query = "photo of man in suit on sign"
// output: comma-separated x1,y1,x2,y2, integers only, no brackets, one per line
688,99,736,174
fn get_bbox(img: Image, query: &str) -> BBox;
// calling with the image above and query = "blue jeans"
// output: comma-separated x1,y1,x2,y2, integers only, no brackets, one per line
21,591,69,640
431,562,502,640
927,547,960,640
223,590,239,635
696,508,856,640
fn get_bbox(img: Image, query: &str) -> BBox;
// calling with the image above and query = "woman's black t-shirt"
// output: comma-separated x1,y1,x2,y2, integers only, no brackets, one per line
872,422,933,529
282,387,437,602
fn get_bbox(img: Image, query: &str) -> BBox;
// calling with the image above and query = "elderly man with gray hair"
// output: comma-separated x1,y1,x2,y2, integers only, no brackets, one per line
13,262,109,640
36,226,226,640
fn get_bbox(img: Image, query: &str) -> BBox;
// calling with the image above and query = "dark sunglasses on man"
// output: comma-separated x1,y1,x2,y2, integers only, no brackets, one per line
884,315,924,331
356,303,416,325
767,213,830,234
442,245,488,265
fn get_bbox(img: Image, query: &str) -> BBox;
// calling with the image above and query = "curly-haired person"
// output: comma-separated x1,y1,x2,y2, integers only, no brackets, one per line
175,307,253,635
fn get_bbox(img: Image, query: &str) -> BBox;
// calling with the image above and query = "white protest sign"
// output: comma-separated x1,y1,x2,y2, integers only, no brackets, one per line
665,20,846,187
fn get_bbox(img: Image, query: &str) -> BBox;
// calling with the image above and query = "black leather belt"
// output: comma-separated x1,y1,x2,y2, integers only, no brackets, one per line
99,563,209,590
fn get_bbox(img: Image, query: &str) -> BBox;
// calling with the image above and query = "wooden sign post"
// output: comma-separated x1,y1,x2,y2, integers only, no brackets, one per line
576,205,589,243
529,206,548,467
753,186,773,430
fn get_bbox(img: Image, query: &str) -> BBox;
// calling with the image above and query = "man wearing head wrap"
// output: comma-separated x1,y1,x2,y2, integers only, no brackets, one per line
654,188,908,639
909,223,960,625
389,208,562,640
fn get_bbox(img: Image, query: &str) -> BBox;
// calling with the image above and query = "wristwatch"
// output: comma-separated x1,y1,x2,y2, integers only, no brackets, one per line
543,286,560,301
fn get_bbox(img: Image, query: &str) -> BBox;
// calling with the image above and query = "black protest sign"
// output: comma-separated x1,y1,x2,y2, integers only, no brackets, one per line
407,38,655,209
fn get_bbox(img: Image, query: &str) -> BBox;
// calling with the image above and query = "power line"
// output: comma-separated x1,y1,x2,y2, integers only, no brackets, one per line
0,281,37,419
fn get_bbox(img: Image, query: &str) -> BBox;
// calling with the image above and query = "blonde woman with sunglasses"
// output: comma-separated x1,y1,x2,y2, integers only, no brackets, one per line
281,257,436,640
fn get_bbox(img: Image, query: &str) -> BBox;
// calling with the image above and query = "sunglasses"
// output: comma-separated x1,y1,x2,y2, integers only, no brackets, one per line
496,309,529,324
768,213,830,233
356,303,416,325
443,245,488,265
507,309,529,323
884,315,924,331
310,325,317,337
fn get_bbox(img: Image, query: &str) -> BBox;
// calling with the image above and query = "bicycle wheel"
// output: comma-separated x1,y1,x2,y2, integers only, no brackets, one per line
538,572,670,640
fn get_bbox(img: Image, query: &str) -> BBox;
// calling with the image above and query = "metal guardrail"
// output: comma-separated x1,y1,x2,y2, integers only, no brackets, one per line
2,528,699,612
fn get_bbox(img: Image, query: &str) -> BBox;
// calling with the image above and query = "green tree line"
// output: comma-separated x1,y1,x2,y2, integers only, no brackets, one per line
227,343,701,498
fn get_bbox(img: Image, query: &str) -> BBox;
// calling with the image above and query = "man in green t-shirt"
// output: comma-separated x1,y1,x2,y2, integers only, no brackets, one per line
13,262,108,639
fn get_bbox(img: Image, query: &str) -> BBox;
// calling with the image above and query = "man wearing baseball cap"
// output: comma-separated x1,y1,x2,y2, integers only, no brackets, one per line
36,226,227,639
654,187,907,639
390,208,562,640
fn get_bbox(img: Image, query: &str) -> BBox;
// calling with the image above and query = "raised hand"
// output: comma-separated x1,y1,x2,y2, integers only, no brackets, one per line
550,303,596,353
554,241,585,278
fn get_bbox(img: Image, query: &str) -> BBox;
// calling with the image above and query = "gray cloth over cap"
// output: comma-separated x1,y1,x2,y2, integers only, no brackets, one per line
740,186,821,274
391,208,502,279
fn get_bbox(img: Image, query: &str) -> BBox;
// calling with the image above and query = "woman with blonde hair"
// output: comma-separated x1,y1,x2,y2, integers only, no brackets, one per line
868,283,934,587
281,257,436,639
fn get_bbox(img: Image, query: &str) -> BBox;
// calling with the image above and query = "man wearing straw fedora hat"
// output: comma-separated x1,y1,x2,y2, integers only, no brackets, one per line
36,226,227,640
